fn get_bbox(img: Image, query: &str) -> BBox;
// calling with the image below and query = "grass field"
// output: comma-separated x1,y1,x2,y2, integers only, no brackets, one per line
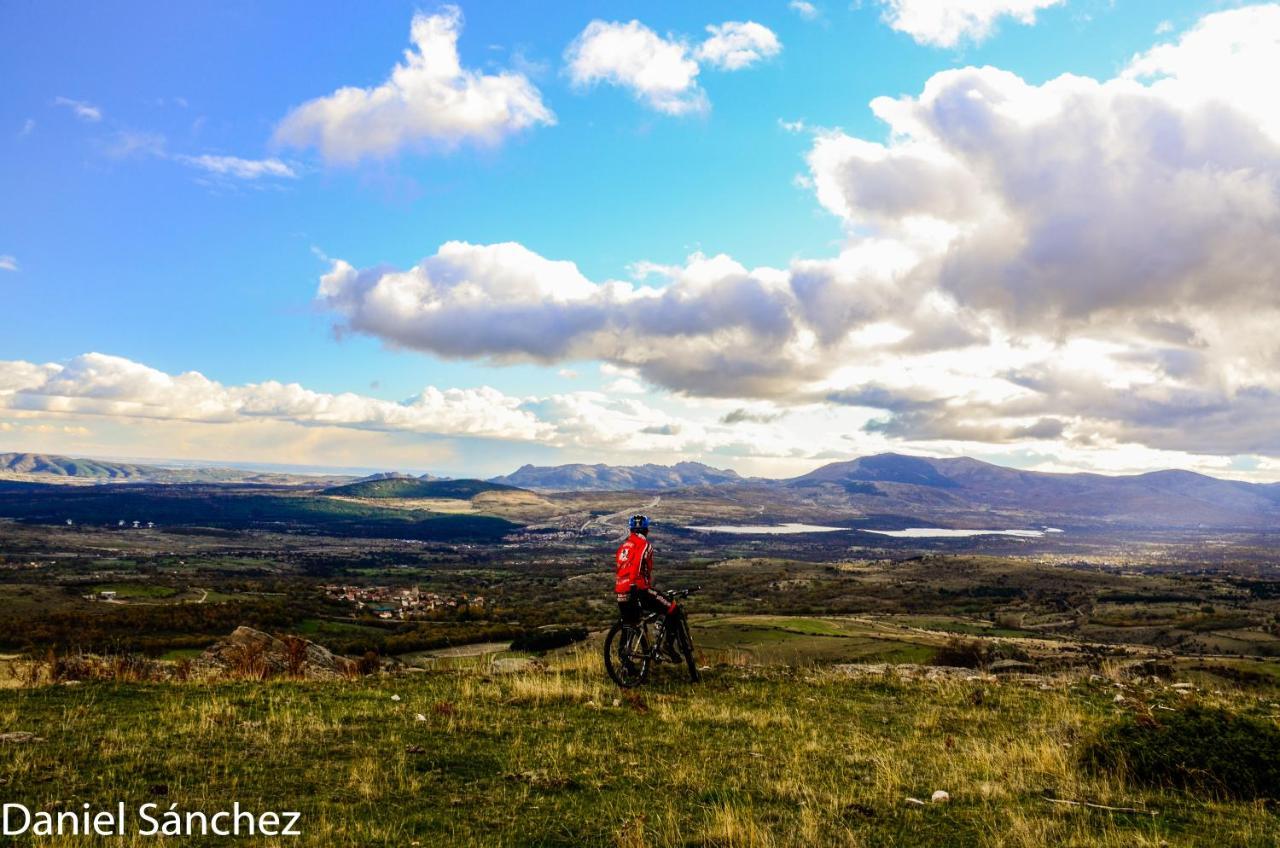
2,647,1277,847
691,615,938,665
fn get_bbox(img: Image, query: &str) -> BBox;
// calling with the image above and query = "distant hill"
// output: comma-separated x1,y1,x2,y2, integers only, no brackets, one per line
349,472,446,484
0,452,155,480
324,477,519,499
774,452,1280,529
0,452,347,486
788,453,959,490
490,461,743,492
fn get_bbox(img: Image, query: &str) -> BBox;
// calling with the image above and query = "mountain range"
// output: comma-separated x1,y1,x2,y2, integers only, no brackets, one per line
776,453,1280,529
489,461,743,492
7,450,1280,530
0,453,350,486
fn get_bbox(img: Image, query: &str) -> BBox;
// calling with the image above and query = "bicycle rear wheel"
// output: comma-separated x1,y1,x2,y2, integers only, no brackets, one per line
604,620,650,688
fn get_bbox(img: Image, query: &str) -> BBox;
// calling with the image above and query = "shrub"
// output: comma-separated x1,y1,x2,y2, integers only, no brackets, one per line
356,651,381,676
932,638,994,669
1081,705,1280,800
282,636,309,678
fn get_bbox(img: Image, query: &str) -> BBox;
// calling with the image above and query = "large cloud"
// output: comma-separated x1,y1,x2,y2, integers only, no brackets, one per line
0,353,549,441
564,19,779,114
275,7,553,163
804,6,1280,367
0,354,886,469
877,0,1064,48
317,239,970,399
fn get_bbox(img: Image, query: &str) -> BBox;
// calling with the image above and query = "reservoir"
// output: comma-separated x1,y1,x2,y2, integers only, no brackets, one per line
686,523,847,535
859,527,1056,538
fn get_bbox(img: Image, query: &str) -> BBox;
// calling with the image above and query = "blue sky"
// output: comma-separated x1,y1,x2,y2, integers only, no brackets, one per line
4,1,1280,479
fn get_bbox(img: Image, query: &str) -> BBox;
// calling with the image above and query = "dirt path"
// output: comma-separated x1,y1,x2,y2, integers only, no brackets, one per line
579,495,661,534
425,641,513,658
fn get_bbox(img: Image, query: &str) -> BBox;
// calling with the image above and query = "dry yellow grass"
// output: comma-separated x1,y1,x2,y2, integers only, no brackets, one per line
0,647,1275,846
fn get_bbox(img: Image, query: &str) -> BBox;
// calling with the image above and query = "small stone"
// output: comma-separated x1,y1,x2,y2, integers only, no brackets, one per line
0,732,43,744
415,713,427,722
491,657,547,674
612,698,621,707
905,797,926,806
931,790,950,804
1113,693,1125,703
391,694,401,702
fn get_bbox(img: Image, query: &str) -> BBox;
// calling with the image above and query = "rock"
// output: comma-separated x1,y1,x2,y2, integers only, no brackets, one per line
415,713,427,722
989,660,1035,674
391,694,401,702
931,790,950,803
832,663,992,682
905,797,926,806
1113,693,1125,703
1171,682,1194,690
199,626,356,680
490,657,546,674
0,732,43,744
1126,659,1175,679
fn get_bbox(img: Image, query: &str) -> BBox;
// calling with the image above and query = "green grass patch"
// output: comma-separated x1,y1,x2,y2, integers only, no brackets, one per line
1081,705,1280,800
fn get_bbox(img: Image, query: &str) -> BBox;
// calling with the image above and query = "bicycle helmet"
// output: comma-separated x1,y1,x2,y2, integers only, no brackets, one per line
628,514,650,534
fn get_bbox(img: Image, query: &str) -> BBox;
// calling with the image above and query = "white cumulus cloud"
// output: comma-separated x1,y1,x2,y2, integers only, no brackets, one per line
695,22,782,71
1124,4,1280,142
565,18,780,114
878,0,1064,47
0,255,17,272
565,20,706,115
0,353,550,441
275,7,554,163
316,239,971,399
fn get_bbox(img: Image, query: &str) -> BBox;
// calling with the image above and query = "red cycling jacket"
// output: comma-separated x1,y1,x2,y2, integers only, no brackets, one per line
614,532,653,593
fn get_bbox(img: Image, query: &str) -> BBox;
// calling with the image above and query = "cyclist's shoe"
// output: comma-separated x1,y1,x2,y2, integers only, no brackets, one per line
661,640,682,664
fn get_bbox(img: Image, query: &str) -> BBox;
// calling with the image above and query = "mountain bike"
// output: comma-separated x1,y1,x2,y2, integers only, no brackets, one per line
604,588,700,687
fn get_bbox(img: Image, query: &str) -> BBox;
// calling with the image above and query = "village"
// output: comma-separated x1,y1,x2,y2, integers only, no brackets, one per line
322,584,486,620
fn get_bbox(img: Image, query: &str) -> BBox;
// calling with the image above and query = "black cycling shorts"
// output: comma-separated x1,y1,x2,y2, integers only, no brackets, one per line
617,586,677,625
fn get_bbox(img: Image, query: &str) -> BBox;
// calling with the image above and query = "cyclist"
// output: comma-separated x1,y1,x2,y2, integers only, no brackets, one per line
615,514,681,661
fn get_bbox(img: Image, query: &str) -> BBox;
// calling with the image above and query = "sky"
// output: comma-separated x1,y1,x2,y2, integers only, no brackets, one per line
3,0,1280,480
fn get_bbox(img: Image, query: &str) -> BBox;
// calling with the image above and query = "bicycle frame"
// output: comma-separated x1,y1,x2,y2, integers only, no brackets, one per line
621,611,666,661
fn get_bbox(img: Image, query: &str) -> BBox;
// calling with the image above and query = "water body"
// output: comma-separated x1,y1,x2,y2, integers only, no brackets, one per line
686,523,847,535
860,527,1057,538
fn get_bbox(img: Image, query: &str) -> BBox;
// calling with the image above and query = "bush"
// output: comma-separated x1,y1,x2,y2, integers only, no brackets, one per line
1081,705,1280,800
932,638,994,668
510,626,588,654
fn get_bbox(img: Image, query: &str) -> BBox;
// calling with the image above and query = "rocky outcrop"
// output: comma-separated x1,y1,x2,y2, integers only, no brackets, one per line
200,627,356,680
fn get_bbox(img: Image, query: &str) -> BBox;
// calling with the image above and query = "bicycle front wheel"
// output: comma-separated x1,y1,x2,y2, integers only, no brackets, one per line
676,614,700,683
604,619,650,688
